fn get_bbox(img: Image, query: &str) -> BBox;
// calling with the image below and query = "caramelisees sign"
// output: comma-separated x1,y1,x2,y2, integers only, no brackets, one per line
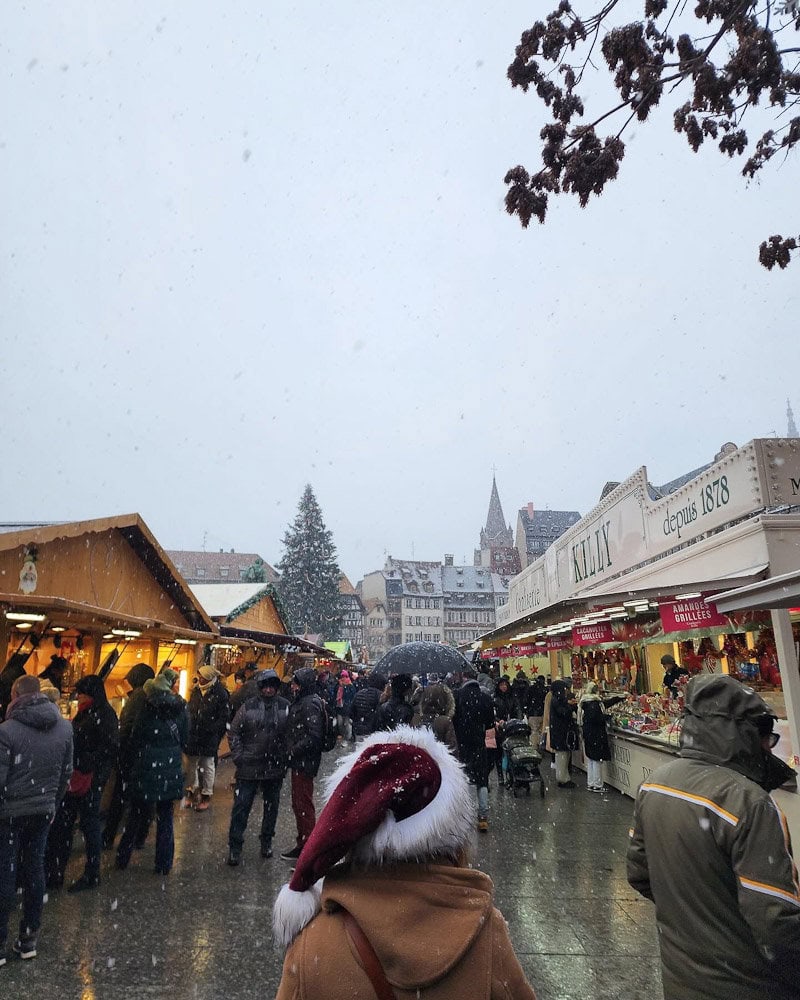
571,622,614,646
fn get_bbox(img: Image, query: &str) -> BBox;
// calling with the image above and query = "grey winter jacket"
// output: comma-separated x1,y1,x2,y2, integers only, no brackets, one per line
229,693,290,781
627,674,800,1000
0,693,73,819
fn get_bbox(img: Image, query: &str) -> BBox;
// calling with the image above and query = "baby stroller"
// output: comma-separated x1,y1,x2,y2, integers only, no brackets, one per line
502,719,545,798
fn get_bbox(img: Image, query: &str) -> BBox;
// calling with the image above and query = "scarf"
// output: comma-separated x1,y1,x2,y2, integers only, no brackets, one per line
577,691,602,726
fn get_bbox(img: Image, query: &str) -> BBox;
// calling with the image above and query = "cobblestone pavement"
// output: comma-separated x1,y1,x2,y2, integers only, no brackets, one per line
1,751,662,1000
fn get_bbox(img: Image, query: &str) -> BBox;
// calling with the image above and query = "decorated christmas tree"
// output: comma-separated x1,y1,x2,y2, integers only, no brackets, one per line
276,485,343,640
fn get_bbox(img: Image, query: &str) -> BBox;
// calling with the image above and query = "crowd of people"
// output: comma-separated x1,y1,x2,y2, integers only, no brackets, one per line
2,653,800,998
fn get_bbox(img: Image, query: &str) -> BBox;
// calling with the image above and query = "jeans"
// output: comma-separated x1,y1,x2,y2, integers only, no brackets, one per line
185,756,216,796
460,746,490,821
228,778,283,856
290,771,316,847
0,814,51,948
45,783,104,886
103,770,152,849
336,712,352,742
117,799,175,873
476,784,489,821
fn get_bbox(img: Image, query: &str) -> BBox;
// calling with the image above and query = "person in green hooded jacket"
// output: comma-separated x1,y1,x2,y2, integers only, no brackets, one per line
115,668,188,876
627,674,800,1000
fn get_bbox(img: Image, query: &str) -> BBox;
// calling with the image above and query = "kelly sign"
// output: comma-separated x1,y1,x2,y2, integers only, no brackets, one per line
571,622,615,646
511,643,537,657
546,637,572,651
659,598,726,633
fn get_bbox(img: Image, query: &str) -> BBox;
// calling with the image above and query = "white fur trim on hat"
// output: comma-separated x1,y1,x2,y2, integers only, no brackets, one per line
324,725,476,867
272,880,323,949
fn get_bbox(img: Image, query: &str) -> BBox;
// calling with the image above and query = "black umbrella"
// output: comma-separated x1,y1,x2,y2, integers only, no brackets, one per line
373,641,470,677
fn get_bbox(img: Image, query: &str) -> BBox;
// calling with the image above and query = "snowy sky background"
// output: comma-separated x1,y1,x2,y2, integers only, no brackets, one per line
2,3,798,582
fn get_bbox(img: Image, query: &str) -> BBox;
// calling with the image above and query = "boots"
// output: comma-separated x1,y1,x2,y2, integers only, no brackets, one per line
194,794,211,812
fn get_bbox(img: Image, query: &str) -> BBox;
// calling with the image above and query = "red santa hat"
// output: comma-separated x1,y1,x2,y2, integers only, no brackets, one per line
272,725,475,948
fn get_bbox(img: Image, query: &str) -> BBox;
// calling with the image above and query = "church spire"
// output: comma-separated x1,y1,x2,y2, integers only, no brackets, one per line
482,475,513,548
788,399,798,438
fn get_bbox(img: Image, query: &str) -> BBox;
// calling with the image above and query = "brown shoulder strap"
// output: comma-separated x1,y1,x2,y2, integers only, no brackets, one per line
340,908,397,1000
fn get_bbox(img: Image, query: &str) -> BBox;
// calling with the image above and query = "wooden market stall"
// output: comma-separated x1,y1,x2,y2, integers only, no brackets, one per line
190,582,295,678
0,515,217,711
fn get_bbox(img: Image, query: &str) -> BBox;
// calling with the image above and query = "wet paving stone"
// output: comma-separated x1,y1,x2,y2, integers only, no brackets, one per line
0,752,662,999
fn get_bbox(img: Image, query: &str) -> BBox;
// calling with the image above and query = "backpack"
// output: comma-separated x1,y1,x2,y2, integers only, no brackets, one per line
321,699,337,752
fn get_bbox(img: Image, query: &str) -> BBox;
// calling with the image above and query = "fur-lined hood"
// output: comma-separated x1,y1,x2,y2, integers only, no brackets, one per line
420,683,455,720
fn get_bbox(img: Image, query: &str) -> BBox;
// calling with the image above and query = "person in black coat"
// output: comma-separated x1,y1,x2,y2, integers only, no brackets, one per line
102,662,156,850
549,679,578,789
45,674,119,892
226,669,290,864
350,671,387,739
511,671,530,710
185,665,230,811
577,682,612,792
40,654,69,694
280,667,325,861
525,676,547,748
493,677,519,787
374,674,414,732
453,667,495,831
229,663,259,719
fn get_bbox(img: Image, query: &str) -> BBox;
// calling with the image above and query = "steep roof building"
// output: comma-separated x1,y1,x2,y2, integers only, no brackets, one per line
515,504,582,569
166,549,279,585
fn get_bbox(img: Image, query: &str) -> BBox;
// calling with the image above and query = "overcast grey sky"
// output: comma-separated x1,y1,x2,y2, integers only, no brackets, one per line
2,3,798,583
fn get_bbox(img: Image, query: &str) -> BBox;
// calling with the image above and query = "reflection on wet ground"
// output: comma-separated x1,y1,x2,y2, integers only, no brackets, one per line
1,753,661,999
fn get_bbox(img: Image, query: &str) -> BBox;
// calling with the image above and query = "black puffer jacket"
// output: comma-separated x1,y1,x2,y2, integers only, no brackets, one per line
186,678,230,757
628,675,800,1000
229,693,290,781
0,693,73,819
287,668,325,777
493,684,519,723
351,674,386,737
374,695,414,732
525,679,547,717
453,679,495,750
73,675,120,784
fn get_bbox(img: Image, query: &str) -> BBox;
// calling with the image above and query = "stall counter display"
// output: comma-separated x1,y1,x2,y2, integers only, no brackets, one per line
607,691,683,749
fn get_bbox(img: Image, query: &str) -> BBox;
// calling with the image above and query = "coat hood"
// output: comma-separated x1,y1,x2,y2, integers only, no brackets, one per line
320,864,494,991
292,667,318,696
125,663,155,689
679,674,774,783
6,692,62,731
